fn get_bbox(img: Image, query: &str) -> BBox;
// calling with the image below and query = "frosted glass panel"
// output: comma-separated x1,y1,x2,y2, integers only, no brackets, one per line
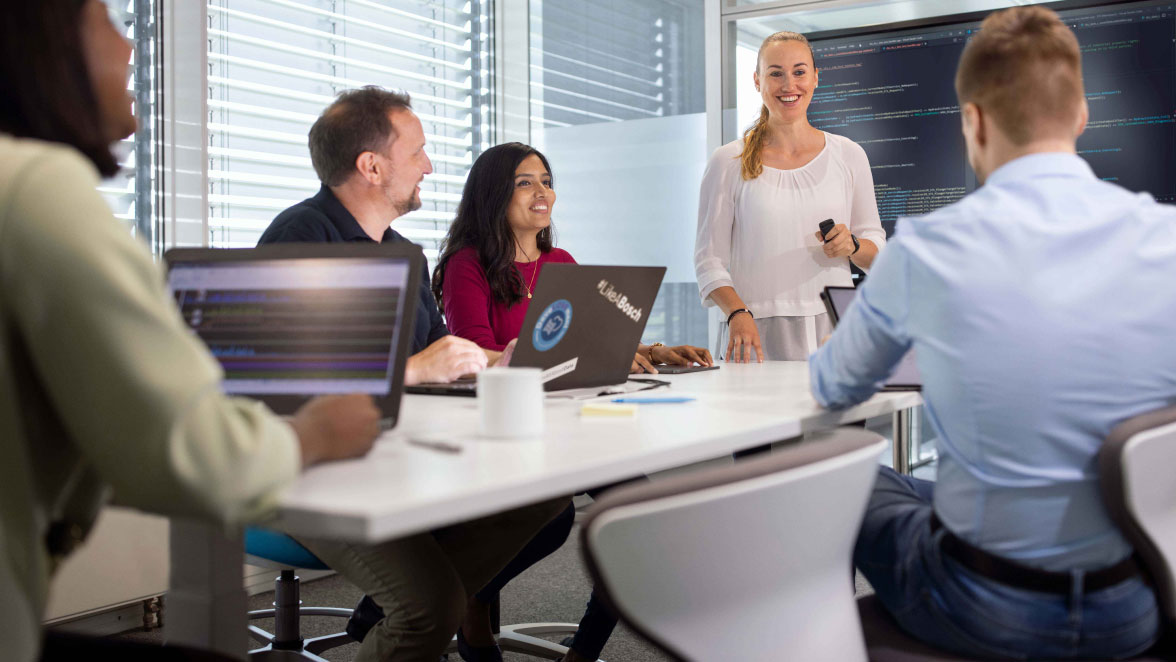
534,113,705,284
530,0,708,347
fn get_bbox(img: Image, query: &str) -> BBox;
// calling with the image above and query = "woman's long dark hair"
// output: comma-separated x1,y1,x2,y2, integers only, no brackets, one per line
432,142,556,308
0,0,121,177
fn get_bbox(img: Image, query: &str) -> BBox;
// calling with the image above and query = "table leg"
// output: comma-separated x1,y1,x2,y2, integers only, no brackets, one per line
892,408,914,474
166,518,247,660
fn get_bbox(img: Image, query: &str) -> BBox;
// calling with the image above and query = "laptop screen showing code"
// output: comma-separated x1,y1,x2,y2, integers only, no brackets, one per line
168,258,410,396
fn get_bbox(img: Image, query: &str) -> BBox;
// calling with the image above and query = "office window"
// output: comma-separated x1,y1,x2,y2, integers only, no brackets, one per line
529,0,708,347
101,0,159,251
205,0,490,252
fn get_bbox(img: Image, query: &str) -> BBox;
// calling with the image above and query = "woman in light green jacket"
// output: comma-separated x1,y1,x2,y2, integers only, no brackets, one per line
0,3,382,660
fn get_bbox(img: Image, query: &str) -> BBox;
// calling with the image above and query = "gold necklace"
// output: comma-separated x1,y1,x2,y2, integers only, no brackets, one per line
523,260,538,299
516,241,539,299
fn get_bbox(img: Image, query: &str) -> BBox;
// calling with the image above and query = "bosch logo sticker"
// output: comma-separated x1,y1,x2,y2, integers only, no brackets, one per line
533,299,573,352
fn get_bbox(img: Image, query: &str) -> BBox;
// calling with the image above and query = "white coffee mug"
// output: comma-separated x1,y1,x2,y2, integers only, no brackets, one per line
476,367,544,438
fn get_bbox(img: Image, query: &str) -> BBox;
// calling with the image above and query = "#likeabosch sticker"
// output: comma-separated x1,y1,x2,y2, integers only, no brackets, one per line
533,299,573,352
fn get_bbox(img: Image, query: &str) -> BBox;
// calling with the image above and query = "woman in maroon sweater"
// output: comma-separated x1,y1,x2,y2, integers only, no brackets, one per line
430,142,710,662
433,142,710,372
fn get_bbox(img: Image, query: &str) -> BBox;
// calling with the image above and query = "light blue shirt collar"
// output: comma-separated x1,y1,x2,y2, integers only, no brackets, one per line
983,151,1096,187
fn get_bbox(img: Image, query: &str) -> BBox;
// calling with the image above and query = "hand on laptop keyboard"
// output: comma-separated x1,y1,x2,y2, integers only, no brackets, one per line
405,335,488,386
291,394,382,468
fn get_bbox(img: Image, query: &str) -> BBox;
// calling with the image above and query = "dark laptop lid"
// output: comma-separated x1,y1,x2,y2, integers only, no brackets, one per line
163,243,422,425
511,264,666,391
820,285,921,391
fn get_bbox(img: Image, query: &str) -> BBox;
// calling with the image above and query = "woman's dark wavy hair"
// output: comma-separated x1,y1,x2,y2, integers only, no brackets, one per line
0,0,122,177
432,142,556,308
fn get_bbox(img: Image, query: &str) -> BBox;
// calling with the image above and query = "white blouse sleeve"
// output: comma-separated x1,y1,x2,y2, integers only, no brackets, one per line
844,140,886,264
694,144,741,306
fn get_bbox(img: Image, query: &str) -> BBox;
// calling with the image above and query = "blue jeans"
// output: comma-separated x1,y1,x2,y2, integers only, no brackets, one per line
855,467,1160,660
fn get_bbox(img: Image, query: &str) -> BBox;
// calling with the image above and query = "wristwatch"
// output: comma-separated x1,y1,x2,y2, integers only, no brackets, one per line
727,308,752,324
851,234,861,255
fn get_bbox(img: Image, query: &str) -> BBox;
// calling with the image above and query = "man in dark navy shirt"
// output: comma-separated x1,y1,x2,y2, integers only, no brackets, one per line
259,87,493,385
260,188,450,357
257,87,566,662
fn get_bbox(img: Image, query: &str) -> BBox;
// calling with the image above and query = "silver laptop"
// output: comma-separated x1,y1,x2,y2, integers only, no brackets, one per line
164,243,422,426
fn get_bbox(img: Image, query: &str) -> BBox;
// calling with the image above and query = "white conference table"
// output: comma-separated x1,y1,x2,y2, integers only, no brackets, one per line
167,361,922,658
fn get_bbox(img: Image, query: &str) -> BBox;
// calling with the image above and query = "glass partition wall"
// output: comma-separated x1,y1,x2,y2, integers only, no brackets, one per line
529,0,709,347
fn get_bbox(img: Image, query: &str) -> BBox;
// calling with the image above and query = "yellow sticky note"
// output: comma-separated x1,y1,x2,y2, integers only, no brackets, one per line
580,402,638,417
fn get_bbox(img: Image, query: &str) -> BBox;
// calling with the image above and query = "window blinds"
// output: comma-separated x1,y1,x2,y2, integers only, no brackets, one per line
206,0,488,253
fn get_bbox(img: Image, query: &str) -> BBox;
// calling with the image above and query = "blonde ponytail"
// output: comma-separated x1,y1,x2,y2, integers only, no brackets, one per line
740,105,771,180
739,31,815,181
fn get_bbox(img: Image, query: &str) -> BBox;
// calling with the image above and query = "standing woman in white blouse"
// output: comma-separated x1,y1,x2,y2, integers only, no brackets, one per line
695,31,886,361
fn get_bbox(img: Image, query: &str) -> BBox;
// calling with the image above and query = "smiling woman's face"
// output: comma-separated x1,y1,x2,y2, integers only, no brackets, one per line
754,40,818,121
81,0,136,142
505,154,555,241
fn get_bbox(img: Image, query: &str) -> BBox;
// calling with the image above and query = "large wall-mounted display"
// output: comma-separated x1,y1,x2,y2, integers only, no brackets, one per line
806,0,1176,231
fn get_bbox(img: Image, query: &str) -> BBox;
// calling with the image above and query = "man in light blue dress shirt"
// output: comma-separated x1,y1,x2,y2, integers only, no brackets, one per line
810,7,1169,659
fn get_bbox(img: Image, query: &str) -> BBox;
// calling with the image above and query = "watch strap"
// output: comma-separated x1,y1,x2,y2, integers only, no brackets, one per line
726,308,752,324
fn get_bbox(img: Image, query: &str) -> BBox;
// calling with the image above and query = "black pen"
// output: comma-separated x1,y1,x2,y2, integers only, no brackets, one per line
406,437,463,454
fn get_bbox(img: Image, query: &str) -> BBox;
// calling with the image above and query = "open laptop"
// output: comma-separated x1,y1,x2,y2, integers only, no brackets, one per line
164,243,422,427
820,285,921,391
409,264,666,395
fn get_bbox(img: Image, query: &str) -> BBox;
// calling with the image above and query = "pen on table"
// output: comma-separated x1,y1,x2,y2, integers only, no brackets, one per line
406,437,463,454
611,397,696,404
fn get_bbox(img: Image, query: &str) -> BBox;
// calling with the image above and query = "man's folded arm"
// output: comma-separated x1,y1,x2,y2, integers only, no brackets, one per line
810,237,914,409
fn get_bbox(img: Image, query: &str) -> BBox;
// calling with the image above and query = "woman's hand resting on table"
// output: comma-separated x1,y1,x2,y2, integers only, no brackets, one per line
726,312,763,363
630,344,714,374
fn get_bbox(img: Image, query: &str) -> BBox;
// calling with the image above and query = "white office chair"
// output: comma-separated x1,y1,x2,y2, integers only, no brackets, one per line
581,427,887,662
859,405,1176,662
1099,405,1176,659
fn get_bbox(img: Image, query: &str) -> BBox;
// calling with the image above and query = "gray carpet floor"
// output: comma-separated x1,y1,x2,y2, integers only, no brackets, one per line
118,521,874,661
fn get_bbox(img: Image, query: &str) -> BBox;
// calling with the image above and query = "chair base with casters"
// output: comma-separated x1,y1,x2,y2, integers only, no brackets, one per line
434,593,594,660
441,622,589,660
441,505,602,661
244,528,355,661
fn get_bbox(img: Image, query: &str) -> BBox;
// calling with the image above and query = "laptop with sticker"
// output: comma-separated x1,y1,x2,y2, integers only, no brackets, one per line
514,263,664,391
408,264,665,395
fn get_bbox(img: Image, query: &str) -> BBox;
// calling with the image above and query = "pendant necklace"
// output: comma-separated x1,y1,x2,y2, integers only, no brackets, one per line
525,263,537,298
518,242,538,298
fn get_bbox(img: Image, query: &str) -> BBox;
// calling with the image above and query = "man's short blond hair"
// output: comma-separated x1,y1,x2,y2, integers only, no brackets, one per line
955,6,1084,145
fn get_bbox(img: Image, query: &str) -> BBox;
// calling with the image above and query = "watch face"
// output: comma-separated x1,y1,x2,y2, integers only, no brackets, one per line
851,235,860,254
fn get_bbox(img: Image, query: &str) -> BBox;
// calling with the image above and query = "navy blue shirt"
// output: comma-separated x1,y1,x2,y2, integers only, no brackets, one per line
257,185,448,354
